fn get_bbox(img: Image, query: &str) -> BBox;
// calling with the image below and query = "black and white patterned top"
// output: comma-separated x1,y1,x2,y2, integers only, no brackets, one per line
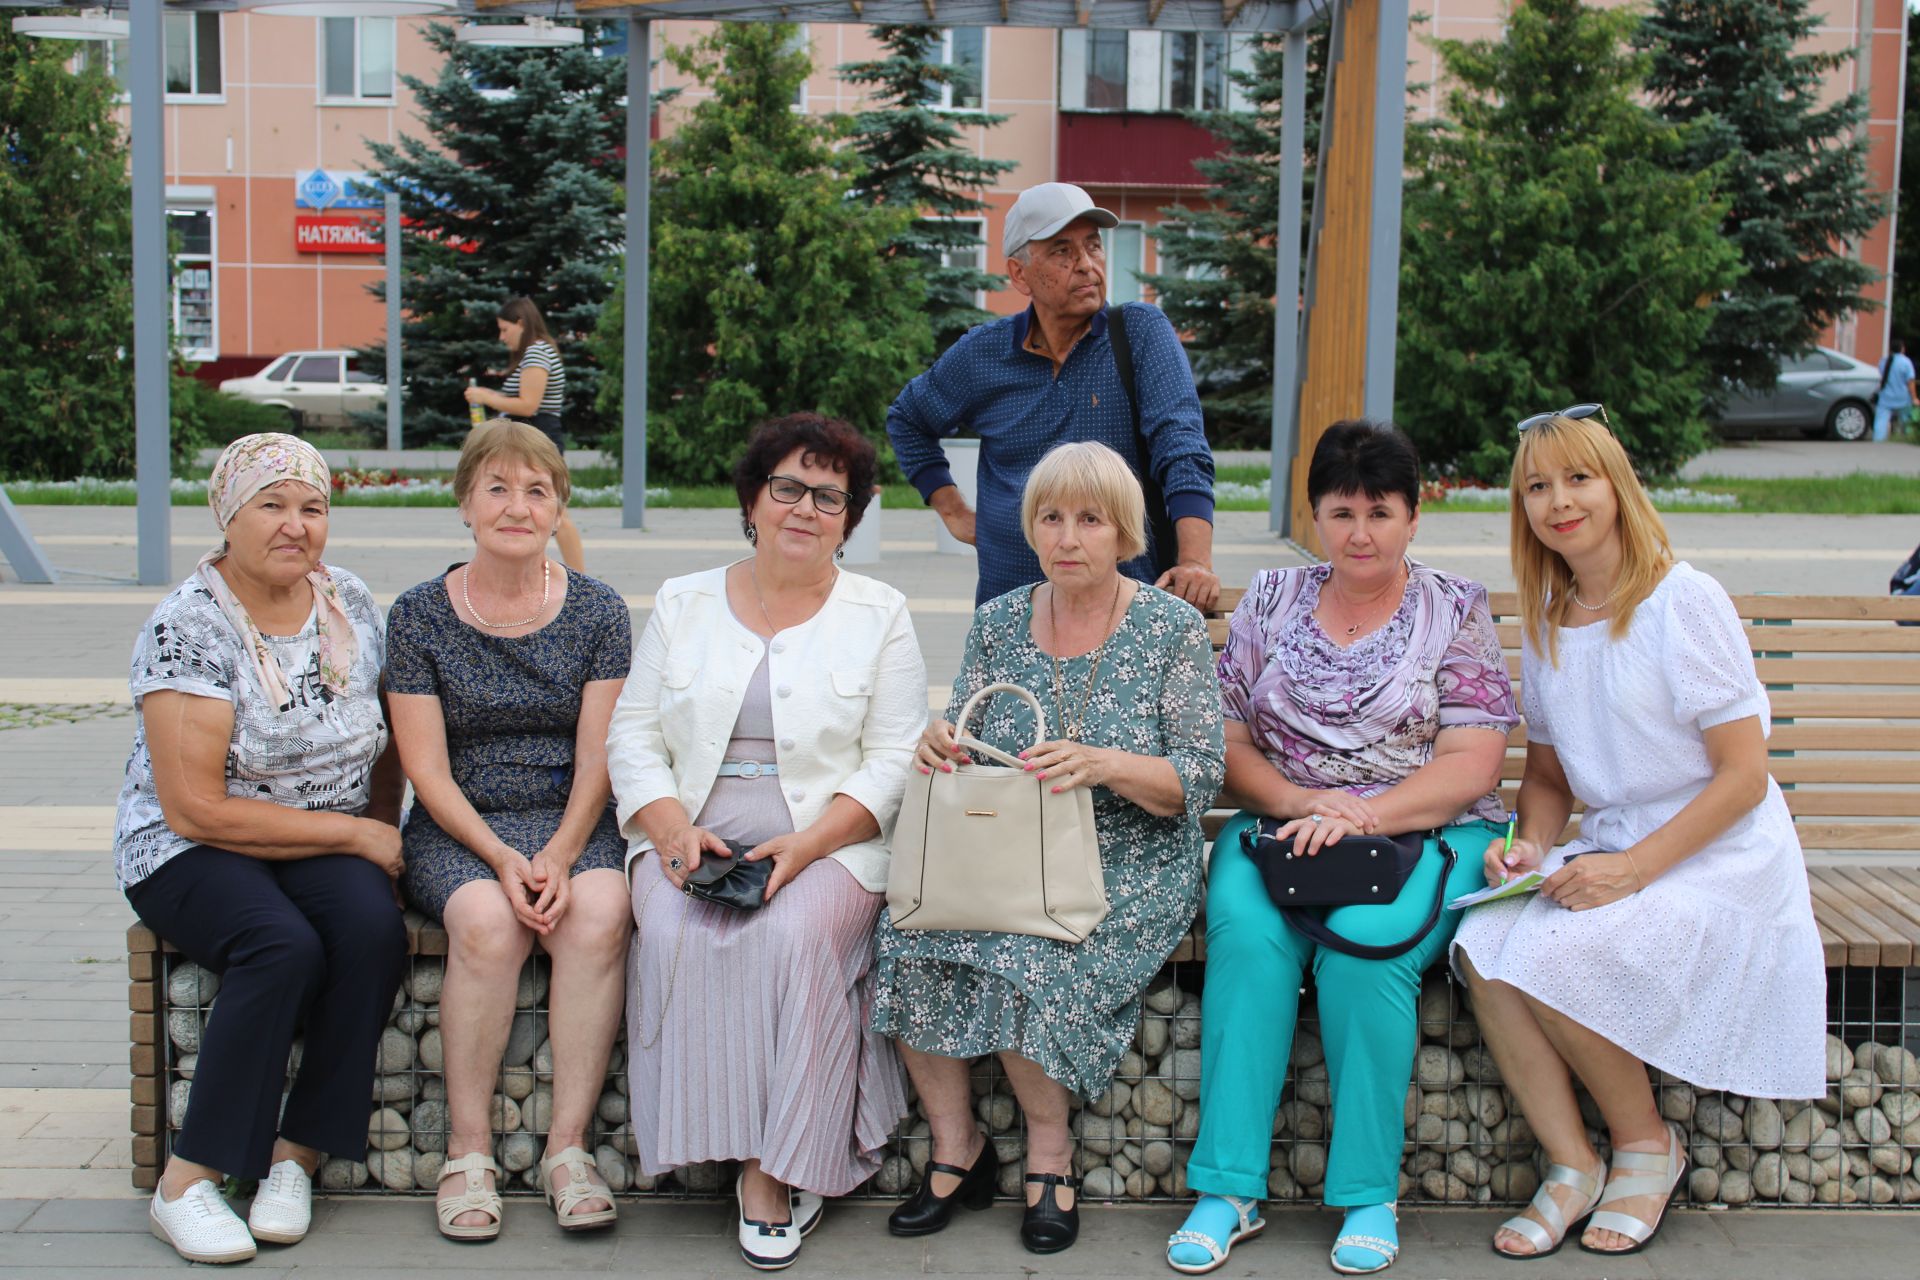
502,340,565,417
112,567,388,890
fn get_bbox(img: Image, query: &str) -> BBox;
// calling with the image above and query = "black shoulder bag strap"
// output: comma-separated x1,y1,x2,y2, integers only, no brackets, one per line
1107,304,1179,578
1278,836,1459,961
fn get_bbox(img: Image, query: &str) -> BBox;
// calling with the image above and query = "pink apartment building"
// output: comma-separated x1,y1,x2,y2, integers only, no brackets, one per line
106,5,1907,381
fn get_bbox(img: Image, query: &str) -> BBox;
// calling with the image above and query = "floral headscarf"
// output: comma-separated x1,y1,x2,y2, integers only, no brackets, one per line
196,433,358,710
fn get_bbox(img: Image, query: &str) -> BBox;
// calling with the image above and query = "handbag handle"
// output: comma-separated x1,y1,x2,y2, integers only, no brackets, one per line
952,681,1047,770
1280,836,1458,961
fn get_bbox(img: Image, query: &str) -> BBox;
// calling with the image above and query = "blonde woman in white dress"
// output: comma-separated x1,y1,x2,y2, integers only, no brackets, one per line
1452,408,1825,1261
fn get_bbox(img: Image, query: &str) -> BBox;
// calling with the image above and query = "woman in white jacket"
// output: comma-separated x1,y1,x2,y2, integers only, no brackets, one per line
607,414,926,1272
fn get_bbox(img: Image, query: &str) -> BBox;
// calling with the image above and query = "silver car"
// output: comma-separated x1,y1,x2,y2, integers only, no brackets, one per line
1711,346,1879,441
219,350,385,432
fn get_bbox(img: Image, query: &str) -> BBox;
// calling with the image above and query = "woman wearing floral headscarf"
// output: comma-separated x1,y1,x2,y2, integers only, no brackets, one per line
116,433,406,1266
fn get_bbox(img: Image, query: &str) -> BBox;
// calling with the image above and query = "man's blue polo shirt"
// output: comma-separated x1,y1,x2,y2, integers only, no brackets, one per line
886,303,1214,605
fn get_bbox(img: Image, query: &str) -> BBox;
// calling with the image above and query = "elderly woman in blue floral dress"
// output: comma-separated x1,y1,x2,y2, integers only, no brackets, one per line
869,441,1226,1256
1167,421,1517,1278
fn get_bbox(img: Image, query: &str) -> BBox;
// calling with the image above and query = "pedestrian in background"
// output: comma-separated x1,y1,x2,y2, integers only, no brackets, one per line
463,297,586,569
1872,336,1915,443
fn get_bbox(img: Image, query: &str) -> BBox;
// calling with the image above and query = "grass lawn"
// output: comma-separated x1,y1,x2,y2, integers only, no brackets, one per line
6,466,1914,514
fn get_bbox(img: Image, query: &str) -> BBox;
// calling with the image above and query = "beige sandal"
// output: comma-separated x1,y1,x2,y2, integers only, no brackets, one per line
540,1146,618,1232
436,1152,503,1242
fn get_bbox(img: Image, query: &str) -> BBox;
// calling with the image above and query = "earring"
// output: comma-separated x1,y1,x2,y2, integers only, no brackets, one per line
743,519,757,545
835,544,846,561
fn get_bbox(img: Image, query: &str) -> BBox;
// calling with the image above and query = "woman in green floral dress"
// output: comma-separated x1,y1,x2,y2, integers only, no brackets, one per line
869,442,1225,1254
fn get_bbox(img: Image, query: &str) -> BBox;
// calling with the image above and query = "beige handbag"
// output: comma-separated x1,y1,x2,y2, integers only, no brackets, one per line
887,682,1109,943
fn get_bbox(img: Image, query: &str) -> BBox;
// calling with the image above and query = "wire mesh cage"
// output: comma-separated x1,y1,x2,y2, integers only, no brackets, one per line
153,940,1920,1207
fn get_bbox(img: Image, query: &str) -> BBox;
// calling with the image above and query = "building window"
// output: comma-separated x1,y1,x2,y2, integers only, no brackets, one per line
1061,30,1250,113
166,12,222,98
924,28,985,112
170,208,217,361
936,217,988,307
1105,223,1146,306
75,13,222,100
321,17,396,102
786,24,810,111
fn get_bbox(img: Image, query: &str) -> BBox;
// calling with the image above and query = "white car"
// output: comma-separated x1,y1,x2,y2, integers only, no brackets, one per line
220,350,385,432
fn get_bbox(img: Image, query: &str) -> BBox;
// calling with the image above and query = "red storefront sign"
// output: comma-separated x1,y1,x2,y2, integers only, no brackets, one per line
294,214,382,254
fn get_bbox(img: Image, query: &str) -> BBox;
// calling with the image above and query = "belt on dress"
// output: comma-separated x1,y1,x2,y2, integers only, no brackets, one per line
715,760,778,778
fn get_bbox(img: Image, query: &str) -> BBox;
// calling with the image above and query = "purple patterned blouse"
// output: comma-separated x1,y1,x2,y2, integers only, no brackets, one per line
1216,562,1519,825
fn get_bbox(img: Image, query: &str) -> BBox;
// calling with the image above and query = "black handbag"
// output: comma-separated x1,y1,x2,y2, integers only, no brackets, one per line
1240,821,1457,960
681,840,770,911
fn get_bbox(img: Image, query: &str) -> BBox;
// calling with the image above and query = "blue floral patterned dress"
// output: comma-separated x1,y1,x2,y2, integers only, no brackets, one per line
386,567,632,919
868,584,1225,1098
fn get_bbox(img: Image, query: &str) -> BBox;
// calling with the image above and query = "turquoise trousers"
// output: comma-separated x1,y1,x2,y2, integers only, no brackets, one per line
1184,811,1498,1205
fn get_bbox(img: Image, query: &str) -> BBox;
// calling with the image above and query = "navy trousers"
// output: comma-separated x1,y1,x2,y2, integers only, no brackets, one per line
126,847,407,1179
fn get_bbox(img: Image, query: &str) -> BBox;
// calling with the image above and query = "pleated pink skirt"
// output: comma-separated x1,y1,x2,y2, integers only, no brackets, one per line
626,854,908,1196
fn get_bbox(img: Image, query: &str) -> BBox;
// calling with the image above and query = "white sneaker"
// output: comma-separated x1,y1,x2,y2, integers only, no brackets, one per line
248,1159,313,1245
736,1170,801,1271
150,1179,257,1265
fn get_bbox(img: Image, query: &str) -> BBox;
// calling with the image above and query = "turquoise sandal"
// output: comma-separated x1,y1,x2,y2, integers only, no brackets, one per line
1166,1194,1265,1275
1330,1202,1399,1275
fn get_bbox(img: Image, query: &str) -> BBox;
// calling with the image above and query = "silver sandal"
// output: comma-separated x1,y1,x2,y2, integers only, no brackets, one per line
1492,1161,1604,1260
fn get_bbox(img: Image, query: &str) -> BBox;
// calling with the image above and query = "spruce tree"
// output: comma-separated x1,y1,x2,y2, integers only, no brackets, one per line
592,24,931,483
358,22,626,446
0,28,135,477
1891,9,1920,345
1639,0,1881,392
1136,29,1329,446
1396,0,1742,481
837,25,1017,354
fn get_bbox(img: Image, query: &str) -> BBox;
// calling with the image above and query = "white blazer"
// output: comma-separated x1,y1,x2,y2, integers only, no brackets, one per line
606,562,928,892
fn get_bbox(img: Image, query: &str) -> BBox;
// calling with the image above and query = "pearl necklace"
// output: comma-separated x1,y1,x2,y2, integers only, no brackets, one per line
1570,578,1622,611
463,560,551,629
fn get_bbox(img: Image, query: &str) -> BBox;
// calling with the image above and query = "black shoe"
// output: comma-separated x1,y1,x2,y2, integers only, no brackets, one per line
1020,1172,1079,1255
887,1138,998,1237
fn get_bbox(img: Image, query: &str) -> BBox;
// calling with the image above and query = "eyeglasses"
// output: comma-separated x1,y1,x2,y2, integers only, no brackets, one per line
766,474,852,516
1515,403,1610,435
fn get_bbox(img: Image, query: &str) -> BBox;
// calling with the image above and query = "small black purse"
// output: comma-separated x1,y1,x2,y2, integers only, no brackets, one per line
1240,820,1456,960
681,840,771,911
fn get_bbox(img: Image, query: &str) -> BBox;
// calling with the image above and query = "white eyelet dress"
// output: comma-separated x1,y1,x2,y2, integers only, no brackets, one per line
1451,564,1827,1099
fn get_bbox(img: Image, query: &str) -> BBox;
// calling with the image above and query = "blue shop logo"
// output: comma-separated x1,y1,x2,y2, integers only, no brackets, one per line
295,169,383,211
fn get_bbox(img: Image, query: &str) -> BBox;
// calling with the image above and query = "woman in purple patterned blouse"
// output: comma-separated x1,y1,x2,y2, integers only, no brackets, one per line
1165,422,1518,1278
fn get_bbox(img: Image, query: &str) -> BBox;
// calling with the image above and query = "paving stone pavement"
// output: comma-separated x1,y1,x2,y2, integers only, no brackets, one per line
3,1191,1920,1278
2,502,1917,1269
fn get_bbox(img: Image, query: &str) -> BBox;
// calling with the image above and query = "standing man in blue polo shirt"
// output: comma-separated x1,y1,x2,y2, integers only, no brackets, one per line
887,182,1218,609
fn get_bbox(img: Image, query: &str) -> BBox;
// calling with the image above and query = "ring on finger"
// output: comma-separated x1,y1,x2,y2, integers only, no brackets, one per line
1310,813,1324,824
668,857,683,870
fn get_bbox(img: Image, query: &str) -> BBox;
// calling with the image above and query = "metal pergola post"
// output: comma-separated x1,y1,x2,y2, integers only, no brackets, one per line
1268,21,1309,536
131,0,171,586
622,18,653,530
1363,0,1409,420
385,192,403,452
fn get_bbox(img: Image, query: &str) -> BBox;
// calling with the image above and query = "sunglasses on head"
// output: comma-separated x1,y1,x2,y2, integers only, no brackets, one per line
1515,403,1610,435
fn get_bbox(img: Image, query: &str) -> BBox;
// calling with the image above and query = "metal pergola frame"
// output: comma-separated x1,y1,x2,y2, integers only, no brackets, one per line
1,0,1407,585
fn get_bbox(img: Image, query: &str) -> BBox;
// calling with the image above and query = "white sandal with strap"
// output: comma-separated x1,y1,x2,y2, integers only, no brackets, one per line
1165,1194,1265,1275
1330,1203,1400,1275
1492,1161,1604,1260
1581,1128,1687,1256
539,1146,618,1232
436,1152,503,1242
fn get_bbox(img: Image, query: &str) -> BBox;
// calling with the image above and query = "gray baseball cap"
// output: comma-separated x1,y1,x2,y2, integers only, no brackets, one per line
1002,182,1119,258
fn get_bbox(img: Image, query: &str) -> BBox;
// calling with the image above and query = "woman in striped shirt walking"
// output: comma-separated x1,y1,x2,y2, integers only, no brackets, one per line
465,297,586,570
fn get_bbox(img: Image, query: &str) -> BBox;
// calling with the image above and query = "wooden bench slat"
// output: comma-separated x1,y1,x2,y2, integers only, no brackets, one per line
1828,868,1920,935
1492,622,1920,655
1815,921,1848,967
1487,592,1920,623
1795,821,1920,850
1769,691,1920,718
1810,870,1920,966
1782,790,1920,818
1804,878,1883,966
1769,724,1920,751
1751,657,1920,685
